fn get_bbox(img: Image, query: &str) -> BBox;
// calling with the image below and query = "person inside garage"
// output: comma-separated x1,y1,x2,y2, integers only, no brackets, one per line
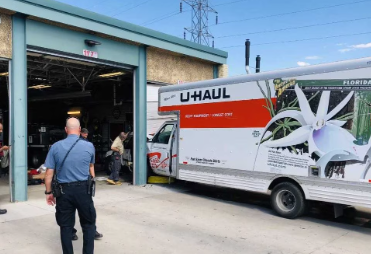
107,132,127,185
80,128,89,140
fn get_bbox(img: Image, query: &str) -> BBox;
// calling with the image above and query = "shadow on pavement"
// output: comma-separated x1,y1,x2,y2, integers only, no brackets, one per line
163,180,371,232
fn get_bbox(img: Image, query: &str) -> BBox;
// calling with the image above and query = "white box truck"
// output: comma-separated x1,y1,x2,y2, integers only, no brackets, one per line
147,57,371,218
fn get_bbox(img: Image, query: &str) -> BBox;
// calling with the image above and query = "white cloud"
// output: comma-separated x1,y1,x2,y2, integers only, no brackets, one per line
352,42,371,49
339,42,371,53
297,61,310,67
339,48,353,53
305,56,321,60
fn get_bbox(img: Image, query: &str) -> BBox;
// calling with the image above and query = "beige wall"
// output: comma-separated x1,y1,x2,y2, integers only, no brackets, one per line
147,47,215,84
218,64,228,78
0,13,12,59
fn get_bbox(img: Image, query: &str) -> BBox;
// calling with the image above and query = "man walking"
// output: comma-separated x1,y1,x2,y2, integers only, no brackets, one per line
107,132,127,185
0,123,8,215
72,127,103,241
44,118,96,254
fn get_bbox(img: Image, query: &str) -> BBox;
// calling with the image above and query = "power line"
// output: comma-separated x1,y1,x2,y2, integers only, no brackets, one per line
142,0,248,26
91,0,112,9
111,0,154,18
218,16,371,38
142,9,189,26
213,0,249,7
220,31,371,48
144,11,180,25
141,11,176,25
142,0,245,27
211,0,371,26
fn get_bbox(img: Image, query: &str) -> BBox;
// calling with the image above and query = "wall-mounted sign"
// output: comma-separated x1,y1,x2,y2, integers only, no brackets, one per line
83,49,98,58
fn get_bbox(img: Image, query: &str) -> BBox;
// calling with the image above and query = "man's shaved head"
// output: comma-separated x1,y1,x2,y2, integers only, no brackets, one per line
65,118,81,135
0,123,3,133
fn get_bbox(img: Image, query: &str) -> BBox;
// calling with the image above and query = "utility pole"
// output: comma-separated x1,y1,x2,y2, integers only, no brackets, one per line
180,0,218,47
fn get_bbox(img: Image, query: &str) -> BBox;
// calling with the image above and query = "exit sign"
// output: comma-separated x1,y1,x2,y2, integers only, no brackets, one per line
83,49,98,58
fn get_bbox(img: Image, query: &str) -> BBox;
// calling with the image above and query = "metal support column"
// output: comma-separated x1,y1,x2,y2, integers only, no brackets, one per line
133,46,147,185
213,65,219,79
10,14,28,202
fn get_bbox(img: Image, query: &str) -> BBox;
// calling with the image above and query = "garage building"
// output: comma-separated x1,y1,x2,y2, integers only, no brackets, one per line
0,0,228,202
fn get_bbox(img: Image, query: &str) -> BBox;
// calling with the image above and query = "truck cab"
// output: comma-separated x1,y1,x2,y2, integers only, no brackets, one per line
147,120,177,177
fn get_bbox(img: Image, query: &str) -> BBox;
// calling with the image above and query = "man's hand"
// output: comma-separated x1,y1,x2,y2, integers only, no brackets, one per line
46,194,56,206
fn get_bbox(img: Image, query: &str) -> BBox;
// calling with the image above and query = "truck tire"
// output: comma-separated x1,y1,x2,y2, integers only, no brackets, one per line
271,182,307,219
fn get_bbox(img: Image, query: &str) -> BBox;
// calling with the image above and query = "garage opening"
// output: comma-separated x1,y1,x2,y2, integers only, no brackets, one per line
25,51,134,191
0,59,9,202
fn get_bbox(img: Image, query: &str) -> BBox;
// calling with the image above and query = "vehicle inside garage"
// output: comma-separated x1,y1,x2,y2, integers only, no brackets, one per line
0,52,134,198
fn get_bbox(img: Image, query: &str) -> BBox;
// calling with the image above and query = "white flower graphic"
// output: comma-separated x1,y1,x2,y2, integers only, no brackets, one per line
263,85,355,157
260,85,371,179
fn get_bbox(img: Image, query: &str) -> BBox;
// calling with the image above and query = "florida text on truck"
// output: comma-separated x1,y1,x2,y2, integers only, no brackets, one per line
147,57,371,218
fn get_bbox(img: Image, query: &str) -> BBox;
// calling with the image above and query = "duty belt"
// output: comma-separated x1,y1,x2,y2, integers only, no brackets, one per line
60,180,88,186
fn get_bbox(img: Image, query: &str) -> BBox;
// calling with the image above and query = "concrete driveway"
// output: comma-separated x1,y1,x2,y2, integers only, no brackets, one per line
0,177,370,254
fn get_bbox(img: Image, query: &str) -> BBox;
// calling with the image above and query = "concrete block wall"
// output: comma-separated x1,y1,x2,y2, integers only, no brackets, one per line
147,47,214,84
0,13,12,59
218,64,228,78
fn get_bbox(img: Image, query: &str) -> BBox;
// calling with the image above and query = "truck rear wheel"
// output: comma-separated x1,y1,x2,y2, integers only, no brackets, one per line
271,182,307,219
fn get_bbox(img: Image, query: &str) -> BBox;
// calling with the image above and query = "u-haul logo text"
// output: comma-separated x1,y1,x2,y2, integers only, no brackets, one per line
180,87,230,102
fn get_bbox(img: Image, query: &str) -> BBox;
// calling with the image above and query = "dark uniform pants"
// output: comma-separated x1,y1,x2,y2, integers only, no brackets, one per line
56,183,96,254
109,152,121,181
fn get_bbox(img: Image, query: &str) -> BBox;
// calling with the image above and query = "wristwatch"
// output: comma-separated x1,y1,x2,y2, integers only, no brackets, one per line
45,190,52,195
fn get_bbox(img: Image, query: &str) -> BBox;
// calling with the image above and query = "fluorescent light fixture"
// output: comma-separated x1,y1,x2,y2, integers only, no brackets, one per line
67,111,81,115
27,52,43,57
29,91,92,102
0,72,8,76
28,84,52,89
98,71,125,78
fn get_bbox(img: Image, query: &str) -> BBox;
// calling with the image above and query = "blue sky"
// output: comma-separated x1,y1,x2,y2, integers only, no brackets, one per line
55,0,371,76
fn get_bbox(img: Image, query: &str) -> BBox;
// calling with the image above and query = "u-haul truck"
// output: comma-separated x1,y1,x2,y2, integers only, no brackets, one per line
147,57,371,218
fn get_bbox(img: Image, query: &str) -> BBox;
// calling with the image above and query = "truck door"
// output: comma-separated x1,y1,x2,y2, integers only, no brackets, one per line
147,123,176,176
169,127,178,177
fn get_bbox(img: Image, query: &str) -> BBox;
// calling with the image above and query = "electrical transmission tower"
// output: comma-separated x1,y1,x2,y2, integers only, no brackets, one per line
180,0,218,47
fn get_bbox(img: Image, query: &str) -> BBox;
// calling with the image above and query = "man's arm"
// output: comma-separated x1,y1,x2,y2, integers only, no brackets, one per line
90,144,96,177
45,169,53,193
45,168,55,206
111,138,120,152
89,163,95,178
111,146,120,152
0,146,9,152
44,145,56,206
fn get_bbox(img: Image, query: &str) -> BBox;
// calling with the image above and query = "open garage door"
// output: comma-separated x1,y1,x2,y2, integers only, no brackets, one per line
0,59,10,201
26,49,135,186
